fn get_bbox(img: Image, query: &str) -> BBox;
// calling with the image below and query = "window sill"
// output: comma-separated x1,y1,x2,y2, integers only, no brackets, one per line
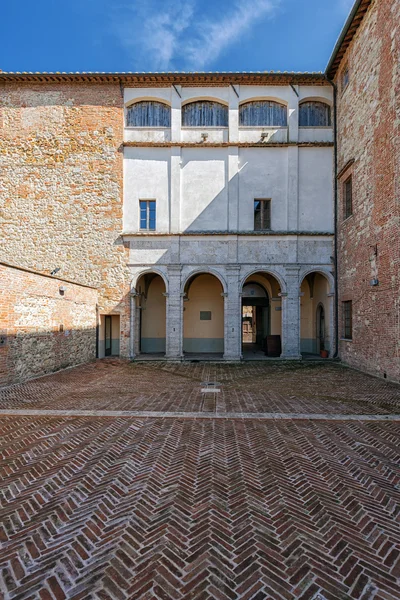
298,126,332,130
342,214,353,223
340,338,353,342
239,126,287,130
181,126,228,130
125,127,171,130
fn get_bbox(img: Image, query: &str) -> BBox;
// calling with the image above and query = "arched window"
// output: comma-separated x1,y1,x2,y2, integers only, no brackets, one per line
182,101,228,127
299,101,331,127
126,101,171,127
239,101,287,127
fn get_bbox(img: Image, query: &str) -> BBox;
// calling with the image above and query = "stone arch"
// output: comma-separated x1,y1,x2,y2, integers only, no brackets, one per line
182,268,227,295
299,268,334,295
132,269,168,356
299,269,334,356
182,270,226,355
240,268,286,295
131,268,169,294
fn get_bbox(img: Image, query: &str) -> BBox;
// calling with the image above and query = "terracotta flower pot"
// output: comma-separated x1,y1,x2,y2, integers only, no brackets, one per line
320,350,329,358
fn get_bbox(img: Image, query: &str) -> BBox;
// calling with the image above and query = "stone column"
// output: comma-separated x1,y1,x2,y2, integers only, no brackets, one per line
223,265,242,360
281,267,301,358
129,290,140,359
165,265,183,359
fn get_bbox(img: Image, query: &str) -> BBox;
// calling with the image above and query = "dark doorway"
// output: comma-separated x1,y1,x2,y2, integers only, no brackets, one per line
241,283,269,354
105,316,112,357
316,304,325,353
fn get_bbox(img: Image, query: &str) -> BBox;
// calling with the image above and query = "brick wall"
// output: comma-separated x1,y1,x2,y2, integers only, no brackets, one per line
0,82,131,356
335,0,400,381
0,263,98,385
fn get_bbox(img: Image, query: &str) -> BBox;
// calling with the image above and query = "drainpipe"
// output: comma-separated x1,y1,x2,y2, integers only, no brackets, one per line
95,303,99,358
325,75,339,358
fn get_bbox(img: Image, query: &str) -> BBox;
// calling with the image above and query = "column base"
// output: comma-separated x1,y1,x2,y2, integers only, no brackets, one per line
223,353,242,362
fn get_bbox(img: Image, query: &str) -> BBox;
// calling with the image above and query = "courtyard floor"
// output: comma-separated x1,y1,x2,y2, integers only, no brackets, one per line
1,361,400,599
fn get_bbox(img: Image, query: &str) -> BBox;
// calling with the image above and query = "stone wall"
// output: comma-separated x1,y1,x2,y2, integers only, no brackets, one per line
335,0,400,381
0,81,131,356
0,263,98,385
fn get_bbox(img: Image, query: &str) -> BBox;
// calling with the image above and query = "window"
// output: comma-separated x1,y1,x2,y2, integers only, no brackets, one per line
343,301,352,339
126,101,171,127
239,101,287,127
342,66,350,91
140,200,156,231
254,199,271,230
182,101,228,127
200,311,212,321
299,101,331,127
343,176,353,219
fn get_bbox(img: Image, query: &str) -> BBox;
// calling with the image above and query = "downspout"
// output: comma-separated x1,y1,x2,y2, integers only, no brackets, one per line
95,303,99,358
325,75,339,358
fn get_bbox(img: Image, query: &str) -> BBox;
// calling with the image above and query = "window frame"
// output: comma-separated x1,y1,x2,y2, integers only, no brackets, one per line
139,199,156,231
254,199,271,231
239,100,288,127
343,175,353,220
298,101,332,128
181,100,229,128
126,101,171,128
342,66,350,92
342,300,353,340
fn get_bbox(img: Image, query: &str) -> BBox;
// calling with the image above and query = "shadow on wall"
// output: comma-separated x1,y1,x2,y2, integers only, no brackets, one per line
0,327,97,387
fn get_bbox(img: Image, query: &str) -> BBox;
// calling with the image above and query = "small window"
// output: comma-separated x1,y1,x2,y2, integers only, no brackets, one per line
254,199,271,230
126,101,171,127
239,101,287,127
200,311,212,321
342,67,350,91
343,301,352,339
343,176,353,219
182,101,228,127
139,200,156,231
299,102,331,127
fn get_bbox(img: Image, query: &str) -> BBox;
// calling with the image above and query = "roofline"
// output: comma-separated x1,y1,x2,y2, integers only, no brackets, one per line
326,0,372,79
0,71,329,87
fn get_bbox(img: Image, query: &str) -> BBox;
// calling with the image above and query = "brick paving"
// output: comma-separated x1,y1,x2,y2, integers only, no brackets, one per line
1,362,400,599
0,360,399,415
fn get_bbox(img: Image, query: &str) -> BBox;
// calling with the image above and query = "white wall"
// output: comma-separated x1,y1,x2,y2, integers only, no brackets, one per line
298,148,334,231
123,84,334,235
181,149,228,231
124,147,170,233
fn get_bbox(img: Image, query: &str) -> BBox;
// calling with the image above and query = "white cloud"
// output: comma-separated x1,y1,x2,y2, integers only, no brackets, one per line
185,0,279,70
113,0,280,71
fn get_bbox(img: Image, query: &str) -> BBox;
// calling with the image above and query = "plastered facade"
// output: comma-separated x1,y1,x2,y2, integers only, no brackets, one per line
124,83,335,359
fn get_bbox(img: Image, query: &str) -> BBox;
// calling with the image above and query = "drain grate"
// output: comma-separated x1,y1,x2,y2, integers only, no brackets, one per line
200,381,221,412
202,396,216,412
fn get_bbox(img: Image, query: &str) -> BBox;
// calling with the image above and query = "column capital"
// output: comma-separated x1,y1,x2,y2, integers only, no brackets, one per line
226,264,241,272
168,264,182,273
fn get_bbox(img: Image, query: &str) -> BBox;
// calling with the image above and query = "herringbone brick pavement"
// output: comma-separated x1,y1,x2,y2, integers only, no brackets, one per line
0,361,399,415
1,415,400,599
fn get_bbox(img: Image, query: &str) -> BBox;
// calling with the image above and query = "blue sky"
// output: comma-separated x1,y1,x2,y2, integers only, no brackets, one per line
2,0,354,73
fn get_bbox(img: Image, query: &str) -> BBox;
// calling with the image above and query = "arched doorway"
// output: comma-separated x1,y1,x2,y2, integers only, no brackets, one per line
135,272,166,355
300,272,331,356
183,273,224,356
241,272,282,358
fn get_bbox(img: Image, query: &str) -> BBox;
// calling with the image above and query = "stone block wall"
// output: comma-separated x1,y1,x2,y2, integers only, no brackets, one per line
0,81,131,356
335,0,400,381
0,263,98,385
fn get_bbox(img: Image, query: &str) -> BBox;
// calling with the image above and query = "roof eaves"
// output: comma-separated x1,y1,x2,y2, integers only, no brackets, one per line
326,0,372,79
